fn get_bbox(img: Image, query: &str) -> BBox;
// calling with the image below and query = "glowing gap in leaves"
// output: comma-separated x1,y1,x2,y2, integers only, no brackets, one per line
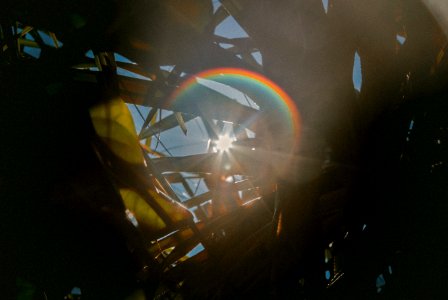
353,51,362,92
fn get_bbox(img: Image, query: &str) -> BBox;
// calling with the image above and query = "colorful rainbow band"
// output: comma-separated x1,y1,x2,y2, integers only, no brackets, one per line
168,67,301,147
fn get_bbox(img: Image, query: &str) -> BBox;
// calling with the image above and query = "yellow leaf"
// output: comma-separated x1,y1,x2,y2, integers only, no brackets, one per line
90,97,144,164
120,189,193,238
149,190,192,224
120,188,166,232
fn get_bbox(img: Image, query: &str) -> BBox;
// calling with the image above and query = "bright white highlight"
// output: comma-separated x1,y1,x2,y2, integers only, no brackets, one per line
214,135,234,152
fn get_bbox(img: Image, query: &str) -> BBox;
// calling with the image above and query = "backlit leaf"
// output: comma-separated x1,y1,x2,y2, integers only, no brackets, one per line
139,113,196,139
174,112,188,135
90,97,144,164
120,188,166,232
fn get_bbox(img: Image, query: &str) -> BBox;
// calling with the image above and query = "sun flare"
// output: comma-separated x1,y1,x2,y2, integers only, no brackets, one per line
214,135,234,152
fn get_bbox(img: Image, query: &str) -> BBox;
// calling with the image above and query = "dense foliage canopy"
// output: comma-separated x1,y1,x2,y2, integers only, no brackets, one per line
1,0,447,299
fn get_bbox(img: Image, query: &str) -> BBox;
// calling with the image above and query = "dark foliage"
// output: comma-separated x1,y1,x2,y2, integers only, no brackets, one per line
1,0,447,299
